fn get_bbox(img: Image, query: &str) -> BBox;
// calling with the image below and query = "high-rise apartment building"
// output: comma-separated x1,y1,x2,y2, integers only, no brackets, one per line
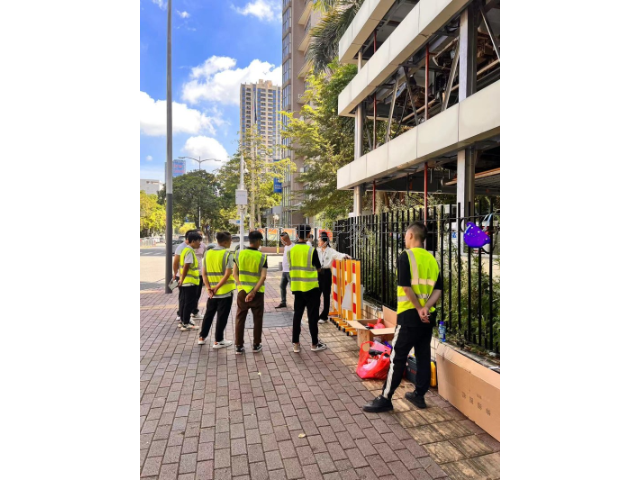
240,80,282,164
281,0,322,226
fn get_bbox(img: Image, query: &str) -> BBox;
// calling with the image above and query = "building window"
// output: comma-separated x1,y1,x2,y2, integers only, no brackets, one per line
282,33,291,58
282,59,291,84
283,85,291,108
282,8,291,35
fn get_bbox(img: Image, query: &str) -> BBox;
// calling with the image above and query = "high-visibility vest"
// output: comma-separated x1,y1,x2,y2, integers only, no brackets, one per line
288,244,319,292
179,246,200,286
237,249,267,294
396,248,439,315
204,249,235,296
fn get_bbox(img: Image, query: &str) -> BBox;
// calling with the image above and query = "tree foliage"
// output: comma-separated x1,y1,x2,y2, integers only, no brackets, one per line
140,191,165,237
280,62,357,224
238,126,295,229
171,170,221,230
308,0,364,72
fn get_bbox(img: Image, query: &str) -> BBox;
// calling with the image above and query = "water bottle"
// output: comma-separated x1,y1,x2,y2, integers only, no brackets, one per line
438,321,446,342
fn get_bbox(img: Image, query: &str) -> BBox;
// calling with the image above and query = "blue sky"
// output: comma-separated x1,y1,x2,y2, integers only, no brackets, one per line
140,0,282,182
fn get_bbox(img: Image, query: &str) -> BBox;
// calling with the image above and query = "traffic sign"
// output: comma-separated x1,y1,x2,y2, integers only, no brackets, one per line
228,219,241,225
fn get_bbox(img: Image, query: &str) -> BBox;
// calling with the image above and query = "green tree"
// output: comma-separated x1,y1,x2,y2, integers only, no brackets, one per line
140,191,165,237
280,62,357,224
172,170,220,230
238,126,295,229
308,0,364,72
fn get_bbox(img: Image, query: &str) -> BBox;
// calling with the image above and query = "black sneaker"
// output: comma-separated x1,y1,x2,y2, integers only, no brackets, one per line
363,396,393,413
405,391,427,409
252,344,262,353
235,346,245,355
275,303,287,309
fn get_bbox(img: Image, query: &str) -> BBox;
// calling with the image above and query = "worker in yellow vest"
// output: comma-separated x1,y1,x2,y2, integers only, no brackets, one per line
177,231,203,332
233,231,268,355
289,225,325,353
198,231,235,348
363,222,443,413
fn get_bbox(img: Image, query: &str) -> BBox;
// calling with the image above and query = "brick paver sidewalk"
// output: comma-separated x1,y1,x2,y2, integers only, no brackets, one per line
141,270,499,480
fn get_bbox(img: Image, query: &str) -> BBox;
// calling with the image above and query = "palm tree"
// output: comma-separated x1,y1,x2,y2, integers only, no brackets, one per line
308,0,364,73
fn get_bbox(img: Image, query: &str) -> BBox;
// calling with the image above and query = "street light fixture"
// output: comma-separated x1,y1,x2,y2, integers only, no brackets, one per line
178,156,224,171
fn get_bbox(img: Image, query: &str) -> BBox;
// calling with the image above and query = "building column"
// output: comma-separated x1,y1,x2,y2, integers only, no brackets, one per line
353,49,364,216
456,3,478,218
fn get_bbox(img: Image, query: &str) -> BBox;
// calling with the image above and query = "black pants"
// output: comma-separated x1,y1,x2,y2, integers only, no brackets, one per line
292,288,320,345
192,276,204,314
319,269,332,320
280,272,290,304
199,295,233,342
178,286,199,327
381,313,436,400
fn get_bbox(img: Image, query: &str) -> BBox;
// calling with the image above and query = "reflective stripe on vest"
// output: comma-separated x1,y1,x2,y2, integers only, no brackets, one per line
396,248,439,315
237,249,266,293
289,244,318,292
205,249,235,296
180,246,200,286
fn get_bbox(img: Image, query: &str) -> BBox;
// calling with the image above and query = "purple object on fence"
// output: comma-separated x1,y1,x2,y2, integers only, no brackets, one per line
463,222,491,248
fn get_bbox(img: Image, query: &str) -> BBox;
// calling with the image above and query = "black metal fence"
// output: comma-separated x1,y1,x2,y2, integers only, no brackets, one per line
333,201,500,355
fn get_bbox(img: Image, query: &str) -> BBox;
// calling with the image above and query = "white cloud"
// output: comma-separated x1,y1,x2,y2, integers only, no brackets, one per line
140,91,218,136
152,0,167,10
182,136,230,167
182,56,281,106
177,10,189,18
232,0,278,22
146,155,153,161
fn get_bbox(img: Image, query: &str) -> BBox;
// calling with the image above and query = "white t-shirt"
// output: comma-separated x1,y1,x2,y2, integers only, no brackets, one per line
174,242,187,256
318,246,348,269
281,244,293,272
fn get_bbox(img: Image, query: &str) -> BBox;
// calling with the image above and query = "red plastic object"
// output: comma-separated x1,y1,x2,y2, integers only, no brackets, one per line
356,341,391,380
368,317,385,329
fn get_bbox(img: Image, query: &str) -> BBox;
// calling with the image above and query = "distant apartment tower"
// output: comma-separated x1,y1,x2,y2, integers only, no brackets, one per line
281,0,322,226
240,80,282,163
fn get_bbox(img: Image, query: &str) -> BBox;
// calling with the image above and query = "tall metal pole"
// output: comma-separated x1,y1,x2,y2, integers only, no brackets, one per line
239,153,246,252
164,0,173,294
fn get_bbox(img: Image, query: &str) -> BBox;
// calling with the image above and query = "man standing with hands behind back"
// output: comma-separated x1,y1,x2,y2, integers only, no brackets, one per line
233,231,268,355
198,231,235,348
289,225,325,353
363,222,443,413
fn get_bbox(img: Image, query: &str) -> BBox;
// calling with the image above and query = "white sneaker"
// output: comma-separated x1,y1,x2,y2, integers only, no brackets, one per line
188,318,198,327
212,340,233,349
176,315,181,322
318,319,327,324
192,313,204,320
311,342,327,352
293,343,301,353
198,337,206,345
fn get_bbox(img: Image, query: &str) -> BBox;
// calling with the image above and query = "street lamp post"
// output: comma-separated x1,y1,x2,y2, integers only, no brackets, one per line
164,0,173,294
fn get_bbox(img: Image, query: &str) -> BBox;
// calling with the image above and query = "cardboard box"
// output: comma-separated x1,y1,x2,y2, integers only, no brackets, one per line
347,319,395,346
435,343,500,441
382,306,397,327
